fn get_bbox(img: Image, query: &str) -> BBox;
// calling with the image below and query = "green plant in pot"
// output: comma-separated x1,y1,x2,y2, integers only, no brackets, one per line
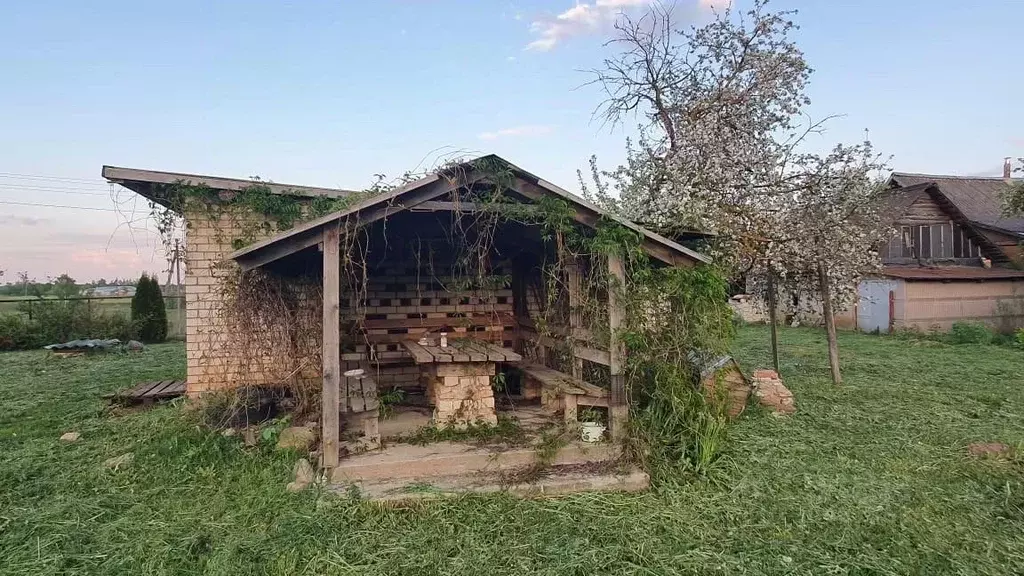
578,407,607,443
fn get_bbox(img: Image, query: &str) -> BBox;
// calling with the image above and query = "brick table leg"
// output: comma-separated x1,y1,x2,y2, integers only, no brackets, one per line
427,362,498,428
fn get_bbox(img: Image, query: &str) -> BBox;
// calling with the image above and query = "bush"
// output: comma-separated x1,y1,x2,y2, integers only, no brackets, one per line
131,274,168,343
1016,328,1024,348
0,299,135,351
949,321,993,345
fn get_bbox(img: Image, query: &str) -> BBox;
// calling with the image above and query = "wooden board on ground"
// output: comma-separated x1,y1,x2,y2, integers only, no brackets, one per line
105,379,186,405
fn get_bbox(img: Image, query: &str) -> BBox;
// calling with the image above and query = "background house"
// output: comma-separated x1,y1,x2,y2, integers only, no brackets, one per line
856,174,1024,332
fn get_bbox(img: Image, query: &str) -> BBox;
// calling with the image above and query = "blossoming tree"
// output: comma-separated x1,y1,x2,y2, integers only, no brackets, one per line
582,0,888,384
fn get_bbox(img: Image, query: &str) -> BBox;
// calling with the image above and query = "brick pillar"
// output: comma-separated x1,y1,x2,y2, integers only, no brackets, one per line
426,362,498,428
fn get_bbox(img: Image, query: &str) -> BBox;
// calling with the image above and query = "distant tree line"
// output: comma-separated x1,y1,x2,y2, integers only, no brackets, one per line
0,274,139,298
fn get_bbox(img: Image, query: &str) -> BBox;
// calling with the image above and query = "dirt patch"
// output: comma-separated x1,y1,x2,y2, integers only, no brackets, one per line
967,442,1015,459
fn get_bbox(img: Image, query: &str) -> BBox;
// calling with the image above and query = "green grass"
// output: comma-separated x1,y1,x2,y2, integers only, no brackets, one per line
1,327,1023,574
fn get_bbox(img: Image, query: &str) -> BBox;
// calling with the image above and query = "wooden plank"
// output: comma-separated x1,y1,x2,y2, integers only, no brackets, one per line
453,339,486,362
563,393,578,424
515,362,588,395
102,165,350,199
401,341,435,364
573,379,609,398
357,313,515,330
518,327,610,366
566,262,584,380
430,348,454,362
474,340,523,362
107,379,186,403
352,331,508,345
447,346,471,362
148,380,181,397
135,380,170,398
607,253,627,441
417,343,453,363
322,223,342,470
409,201,542,215
462,339,500,361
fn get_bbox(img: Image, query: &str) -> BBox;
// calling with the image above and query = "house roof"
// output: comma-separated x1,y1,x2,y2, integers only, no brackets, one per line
102,165,356,208
880,180,1009,263
230,155,711,271
889,172,1024,235
881,265,1024,281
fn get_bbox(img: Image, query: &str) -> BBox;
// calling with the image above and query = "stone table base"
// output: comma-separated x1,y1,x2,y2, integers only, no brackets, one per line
425,362,498,428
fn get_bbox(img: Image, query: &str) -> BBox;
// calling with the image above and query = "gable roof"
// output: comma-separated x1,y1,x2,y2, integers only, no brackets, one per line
102,165,356,208
880,179,1008,263
230,155,710,271
890,172,1024,235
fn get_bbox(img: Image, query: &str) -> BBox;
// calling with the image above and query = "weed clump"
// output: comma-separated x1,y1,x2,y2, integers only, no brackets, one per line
950,321,994,345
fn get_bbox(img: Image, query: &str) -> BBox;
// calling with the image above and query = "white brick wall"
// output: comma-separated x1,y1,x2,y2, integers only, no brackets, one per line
184,208,321,396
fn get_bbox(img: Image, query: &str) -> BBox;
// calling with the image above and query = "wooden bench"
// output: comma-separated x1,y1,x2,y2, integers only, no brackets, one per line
511,361,609,424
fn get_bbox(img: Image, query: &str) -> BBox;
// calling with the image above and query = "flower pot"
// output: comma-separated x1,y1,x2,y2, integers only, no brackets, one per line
580,421,606,443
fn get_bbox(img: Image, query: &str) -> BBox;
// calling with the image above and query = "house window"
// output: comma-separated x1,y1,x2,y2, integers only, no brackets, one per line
885,222,980,262
901,226,915,258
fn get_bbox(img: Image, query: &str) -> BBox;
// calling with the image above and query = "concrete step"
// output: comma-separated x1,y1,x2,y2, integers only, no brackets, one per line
335,463,650,502
329,440,620,484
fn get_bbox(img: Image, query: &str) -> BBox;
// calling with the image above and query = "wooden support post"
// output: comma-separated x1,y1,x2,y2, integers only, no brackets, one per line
563,393,578,425
766,263,780,374
607,253,628,441
322,223,341,470
817,261,842,386
566,262,584,379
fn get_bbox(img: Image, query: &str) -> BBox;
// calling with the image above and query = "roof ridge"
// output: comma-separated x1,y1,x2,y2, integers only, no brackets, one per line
892,171,1020,181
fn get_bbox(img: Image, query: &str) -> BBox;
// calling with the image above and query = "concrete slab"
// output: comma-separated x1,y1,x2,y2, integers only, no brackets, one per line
329,440,620,484
338,464,650,501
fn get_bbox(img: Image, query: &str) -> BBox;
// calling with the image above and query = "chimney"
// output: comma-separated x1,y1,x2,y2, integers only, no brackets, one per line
1005,157,1013,179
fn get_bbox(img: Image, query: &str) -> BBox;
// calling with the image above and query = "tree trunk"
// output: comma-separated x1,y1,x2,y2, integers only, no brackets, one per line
817,261,842,385
766,263,780,373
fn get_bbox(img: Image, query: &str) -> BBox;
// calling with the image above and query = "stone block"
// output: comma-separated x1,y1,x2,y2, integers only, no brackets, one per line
435,362,495,378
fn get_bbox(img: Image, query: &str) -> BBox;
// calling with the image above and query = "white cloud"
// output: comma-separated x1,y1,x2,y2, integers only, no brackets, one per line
478,125,554,141
507,55,517,62
526,0,652,51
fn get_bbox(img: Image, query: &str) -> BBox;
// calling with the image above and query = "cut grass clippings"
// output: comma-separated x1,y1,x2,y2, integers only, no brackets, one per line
1,327,1023,574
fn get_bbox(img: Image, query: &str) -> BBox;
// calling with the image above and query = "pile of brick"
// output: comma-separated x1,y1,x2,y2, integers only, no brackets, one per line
752,369,795,415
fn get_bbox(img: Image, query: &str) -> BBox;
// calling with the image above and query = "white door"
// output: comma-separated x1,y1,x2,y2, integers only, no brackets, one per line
857,279,898,333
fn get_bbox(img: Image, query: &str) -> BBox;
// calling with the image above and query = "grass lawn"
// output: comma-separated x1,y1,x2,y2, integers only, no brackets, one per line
1,327,1023,575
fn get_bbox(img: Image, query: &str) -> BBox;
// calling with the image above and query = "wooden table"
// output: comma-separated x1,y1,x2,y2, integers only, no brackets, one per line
401,339,522,364
400,339,521,427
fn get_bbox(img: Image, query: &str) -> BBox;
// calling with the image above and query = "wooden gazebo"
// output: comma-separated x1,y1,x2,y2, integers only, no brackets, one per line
230,156,707,469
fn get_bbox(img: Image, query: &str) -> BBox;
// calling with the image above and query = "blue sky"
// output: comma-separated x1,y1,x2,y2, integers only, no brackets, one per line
1,0,1022,280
